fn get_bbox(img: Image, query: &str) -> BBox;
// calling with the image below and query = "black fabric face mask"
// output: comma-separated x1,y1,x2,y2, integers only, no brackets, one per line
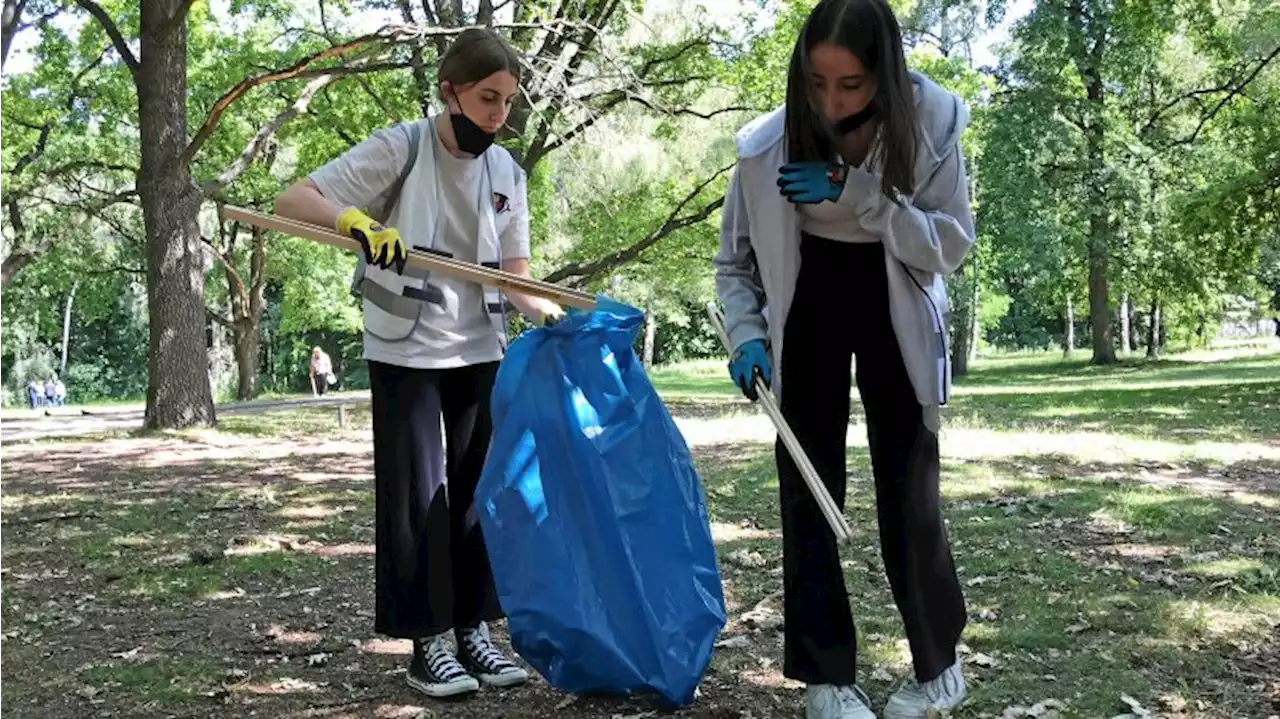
831,105,876,135
810,101,877,142
449,107,496,156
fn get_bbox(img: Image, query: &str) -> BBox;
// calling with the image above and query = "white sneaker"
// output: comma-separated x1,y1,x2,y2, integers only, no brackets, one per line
806,684,877,719
883,661,966,718
457,621,530,688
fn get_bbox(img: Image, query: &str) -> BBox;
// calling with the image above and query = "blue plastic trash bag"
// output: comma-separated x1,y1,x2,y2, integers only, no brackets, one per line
475,295,726,708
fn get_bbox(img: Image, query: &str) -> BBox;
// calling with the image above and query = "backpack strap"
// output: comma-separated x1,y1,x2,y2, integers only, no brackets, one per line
350,121,423,297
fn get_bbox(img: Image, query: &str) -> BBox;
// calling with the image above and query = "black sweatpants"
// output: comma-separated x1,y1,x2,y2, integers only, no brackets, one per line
776,233,966,686
369,359,504,640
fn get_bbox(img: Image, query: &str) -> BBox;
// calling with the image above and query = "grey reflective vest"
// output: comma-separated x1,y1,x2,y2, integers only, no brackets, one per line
350,118,512,348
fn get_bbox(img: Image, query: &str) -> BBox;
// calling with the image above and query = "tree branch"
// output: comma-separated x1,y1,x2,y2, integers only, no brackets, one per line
199,72,340,197
2,0,29,70
181,48,416,169
1169,45,1280,146
165,0,198,31
542,162,735,285
83,263,145,276
205,308,235,329
72,0,139,77
202,234,249,302
1,245,46,284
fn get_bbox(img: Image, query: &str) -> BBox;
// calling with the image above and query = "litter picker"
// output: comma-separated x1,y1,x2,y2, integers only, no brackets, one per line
705,302,852,545
219,206,597,311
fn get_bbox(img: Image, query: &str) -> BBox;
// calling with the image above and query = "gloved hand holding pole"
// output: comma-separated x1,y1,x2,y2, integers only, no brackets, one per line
705,303,852,545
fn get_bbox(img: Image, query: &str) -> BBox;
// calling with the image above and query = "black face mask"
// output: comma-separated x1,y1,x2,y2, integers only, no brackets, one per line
831,105,876,135
449,107,496,156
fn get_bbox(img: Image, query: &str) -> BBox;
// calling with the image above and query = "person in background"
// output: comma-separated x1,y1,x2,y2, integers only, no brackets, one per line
712,0,976,716
273,27,561,702
309,346,336,397
44,378,57,408
54,377,67,406
27,379,43,409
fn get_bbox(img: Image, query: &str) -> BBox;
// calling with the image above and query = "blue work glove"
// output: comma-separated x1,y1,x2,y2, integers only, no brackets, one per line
777,161,847,204
728,339,771,401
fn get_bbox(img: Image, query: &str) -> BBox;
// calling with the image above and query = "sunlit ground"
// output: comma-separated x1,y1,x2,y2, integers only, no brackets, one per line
2,346,1277,718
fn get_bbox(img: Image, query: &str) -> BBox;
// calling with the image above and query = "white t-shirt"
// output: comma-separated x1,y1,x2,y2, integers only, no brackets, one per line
798,144,881,244
310,118,531,369
311,353,333,376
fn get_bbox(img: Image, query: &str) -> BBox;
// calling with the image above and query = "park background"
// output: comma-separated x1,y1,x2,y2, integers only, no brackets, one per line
1,0,1277,717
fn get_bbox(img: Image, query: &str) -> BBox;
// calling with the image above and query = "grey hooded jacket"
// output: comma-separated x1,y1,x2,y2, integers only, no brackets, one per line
713,71,975,431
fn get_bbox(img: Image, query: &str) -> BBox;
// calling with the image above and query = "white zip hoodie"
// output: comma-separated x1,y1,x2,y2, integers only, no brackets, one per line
713,71,975,432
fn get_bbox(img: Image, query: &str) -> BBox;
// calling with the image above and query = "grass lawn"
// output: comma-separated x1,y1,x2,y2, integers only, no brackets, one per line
2,346,1277,718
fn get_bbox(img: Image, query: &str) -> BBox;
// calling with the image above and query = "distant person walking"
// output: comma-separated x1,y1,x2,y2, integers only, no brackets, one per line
309,347,336,397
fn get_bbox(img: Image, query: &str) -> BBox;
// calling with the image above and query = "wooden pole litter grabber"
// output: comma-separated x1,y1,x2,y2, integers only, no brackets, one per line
220,206,597,311
705,302,852,545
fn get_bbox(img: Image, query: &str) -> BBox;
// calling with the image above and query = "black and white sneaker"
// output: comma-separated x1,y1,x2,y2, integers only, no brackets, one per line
457,621,530,688
406,633,480,698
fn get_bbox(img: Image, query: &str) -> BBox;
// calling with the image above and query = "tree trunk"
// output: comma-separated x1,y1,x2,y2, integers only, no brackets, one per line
642,309,656,369
1064,296,1075,357
1128,301,1138,351
2,0,24,70
967,260,980,365
223,225,268,400
949,265,975,378
60,280,79,375
1119,291,1130,355
1085,136,1114,364
232,320,261,400
1071,0,1115,366
139,0,215,429
1146,300,1161,358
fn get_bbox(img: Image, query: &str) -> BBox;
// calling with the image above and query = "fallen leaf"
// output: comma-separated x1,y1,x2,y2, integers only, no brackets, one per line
554,696,579,710
965,576,993,587
305,652,330,667
1065,620,1091,634
111,646,142,660
871,666,893,682
715,635,750,650
727,549,768,568
969,652,999,668
1000,698,1067,718
1120,694,1151,717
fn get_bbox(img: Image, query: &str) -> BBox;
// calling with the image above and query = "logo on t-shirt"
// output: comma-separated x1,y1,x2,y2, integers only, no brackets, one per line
493,192,510,214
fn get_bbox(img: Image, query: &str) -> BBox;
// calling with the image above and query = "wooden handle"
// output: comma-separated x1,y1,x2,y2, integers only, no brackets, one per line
220,205,597,311
705,302,853,545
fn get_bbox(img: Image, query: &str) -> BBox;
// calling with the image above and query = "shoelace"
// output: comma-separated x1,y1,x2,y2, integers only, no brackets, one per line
463,624,516,673
423,637,470,682
836,686,871,710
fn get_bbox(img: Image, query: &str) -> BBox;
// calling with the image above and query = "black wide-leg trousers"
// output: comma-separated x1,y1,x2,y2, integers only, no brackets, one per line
776,233,967,686
368,360,504,640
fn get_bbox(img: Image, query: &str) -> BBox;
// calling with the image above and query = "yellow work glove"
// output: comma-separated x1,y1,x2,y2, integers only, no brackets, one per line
337,207,407,274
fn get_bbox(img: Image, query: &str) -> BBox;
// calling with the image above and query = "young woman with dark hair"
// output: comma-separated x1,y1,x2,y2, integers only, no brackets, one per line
713,0,975,716
274,27,561,700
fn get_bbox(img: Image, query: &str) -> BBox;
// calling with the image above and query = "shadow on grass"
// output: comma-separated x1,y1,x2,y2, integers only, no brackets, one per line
696,439,1279,718
945,376,1280,443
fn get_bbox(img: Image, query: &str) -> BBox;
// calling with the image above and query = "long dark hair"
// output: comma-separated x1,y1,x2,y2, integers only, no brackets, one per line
784,0,918,199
